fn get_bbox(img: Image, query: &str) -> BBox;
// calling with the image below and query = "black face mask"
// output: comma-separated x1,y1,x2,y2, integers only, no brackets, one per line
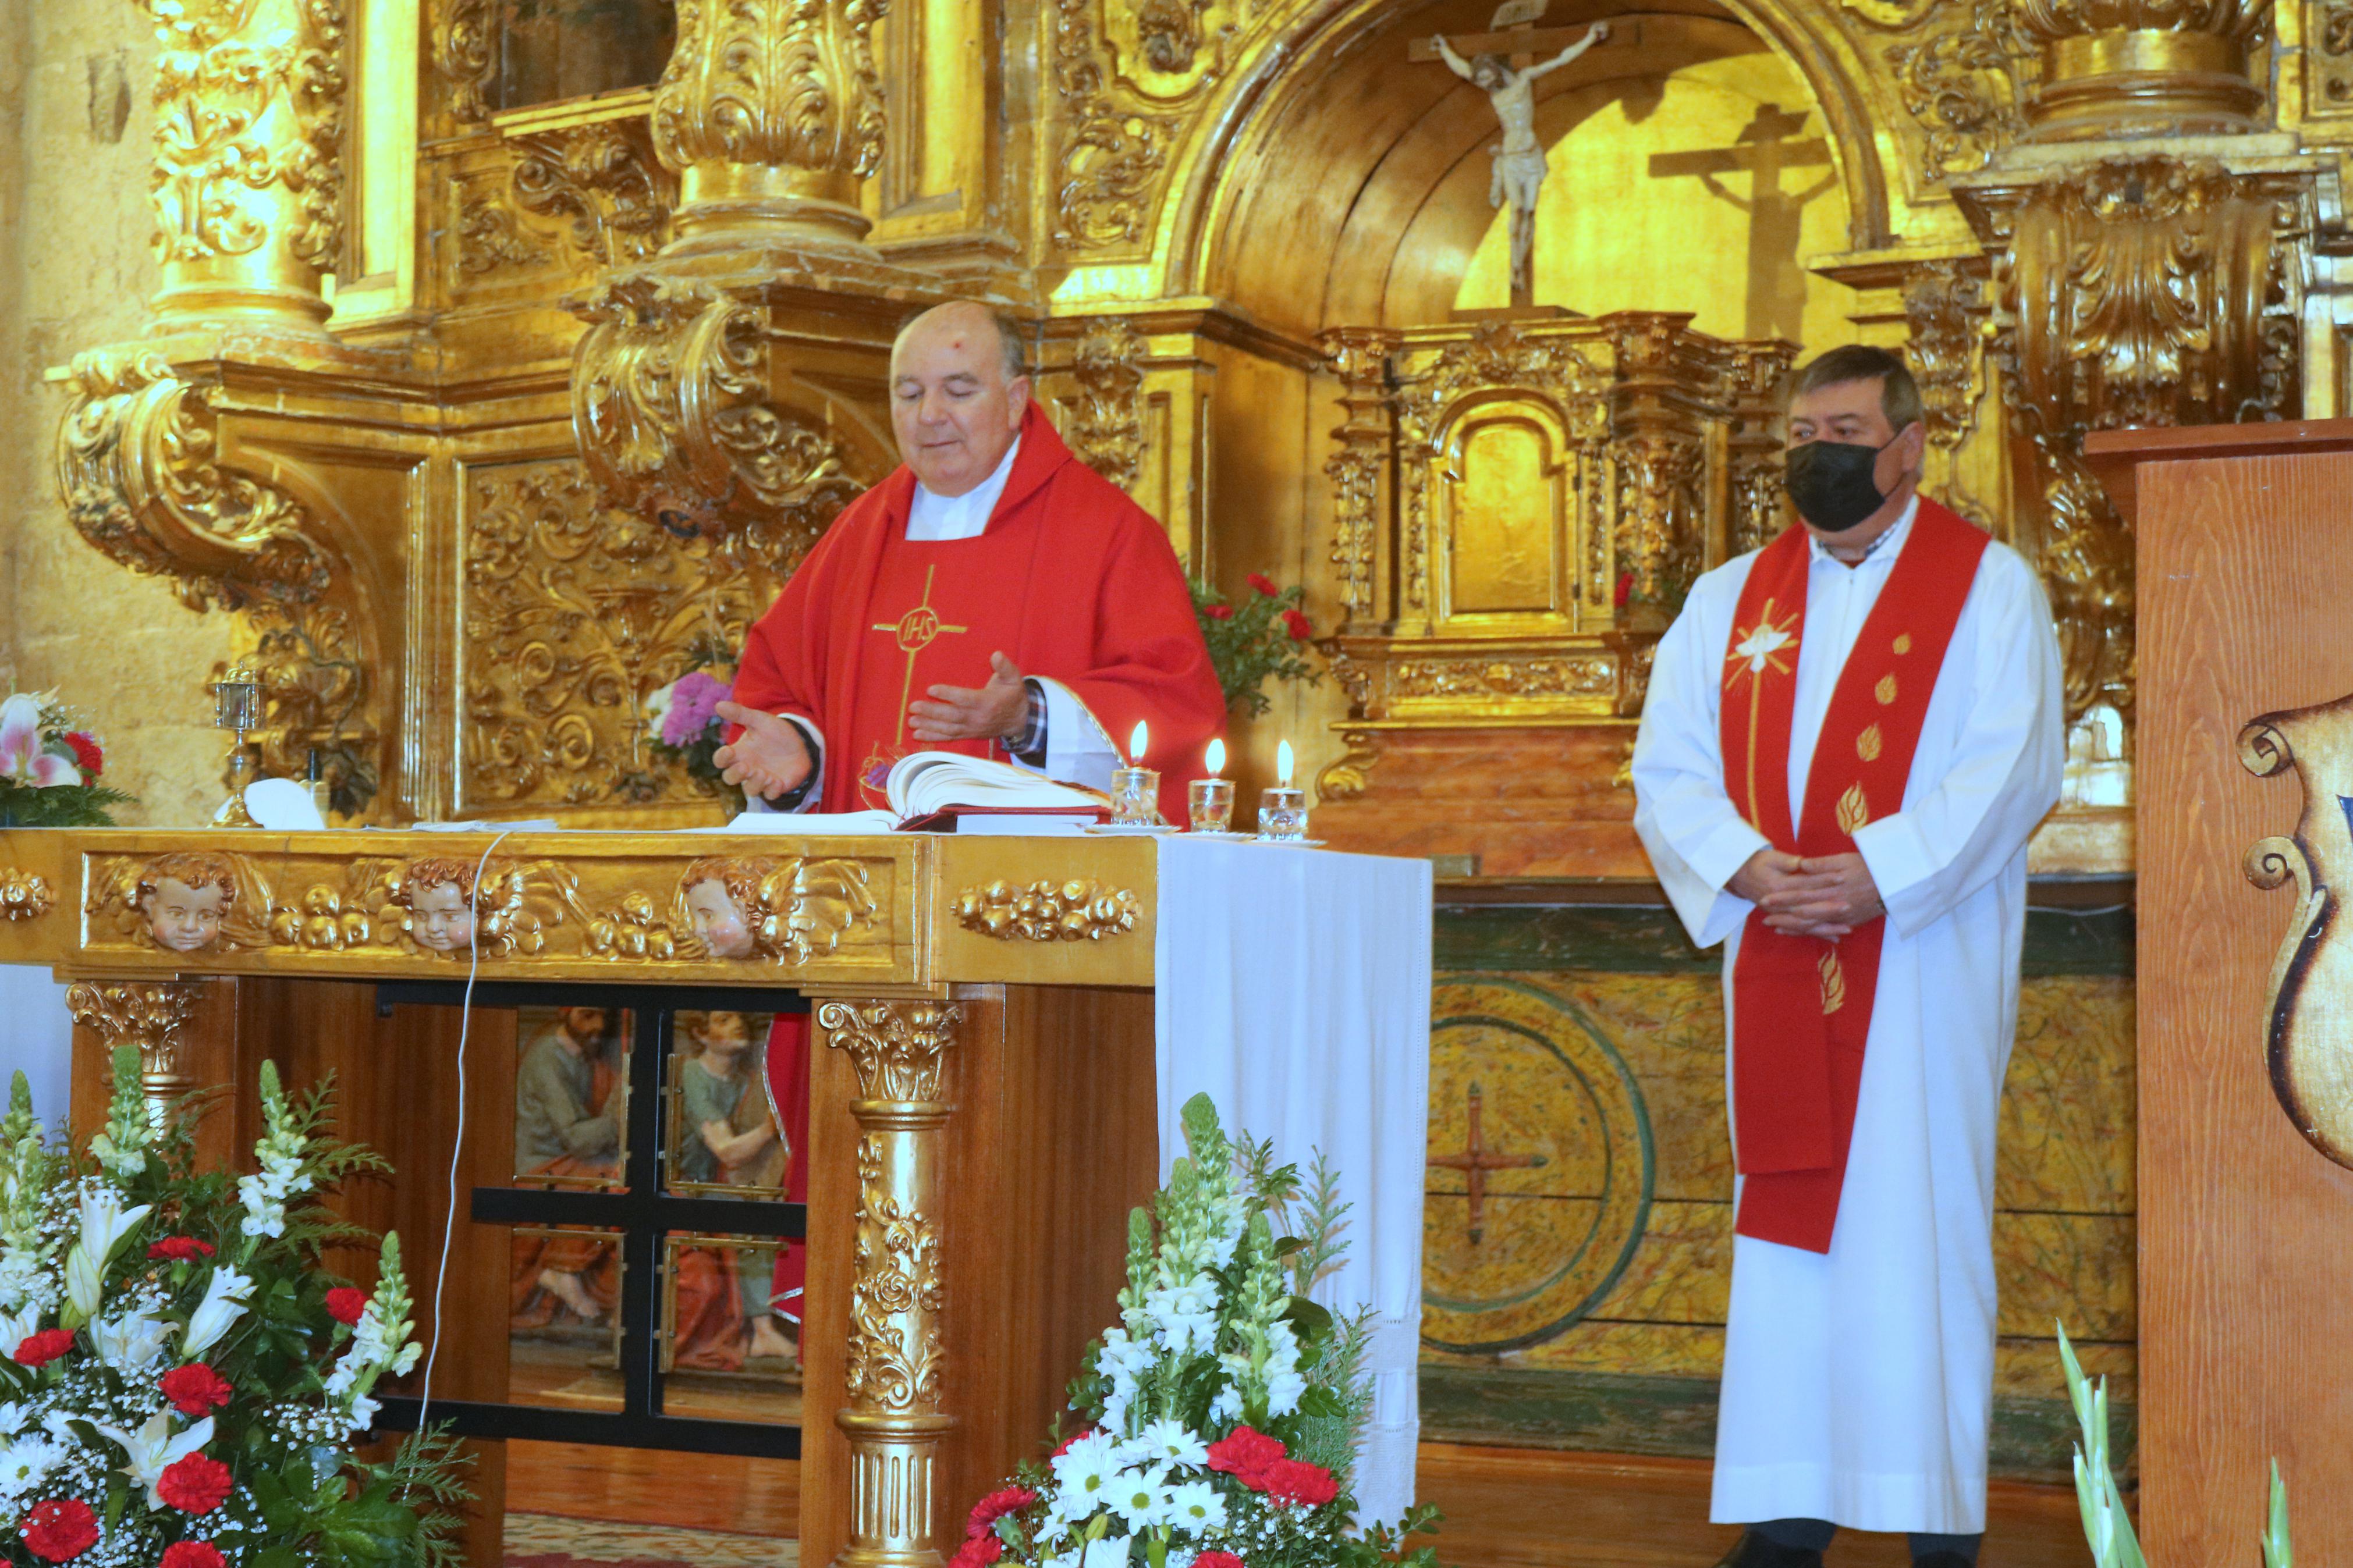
1783,437,1894,534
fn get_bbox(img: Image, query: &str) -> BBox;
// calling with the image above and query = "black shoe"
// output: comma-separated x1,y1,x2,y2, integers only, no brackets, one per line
1713,1533,1825,1568
1913,1554,1975,1568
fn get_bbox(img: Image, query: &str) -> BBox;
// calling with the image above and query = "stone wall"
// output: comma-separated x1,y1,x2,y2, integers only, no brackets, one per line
0,0,235,826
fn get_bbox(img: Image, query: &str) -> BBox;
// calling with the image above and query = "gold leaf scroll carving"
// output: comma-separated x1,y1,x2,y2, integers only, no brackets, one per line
0,870,54,922
2240,700,2353,1168
583,856,880,963
1843,0,2033,176
436,0,496,125
1320,328,1399,621
66,982,204,1118
954,879,1142,941
1052,0,1179,250
1062,318,1148,492
847,1130,947,1411
461,458,785,810
510,120,675,269
1725,340,1797,557
571,276,889,543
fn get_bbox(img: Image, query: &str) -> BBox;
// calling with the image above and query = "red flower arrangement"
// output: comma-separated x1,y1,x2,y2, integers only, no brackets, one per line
147,1236,216,1263
1204,603,1234,620
158,1362,235,1417
161,1543,227,1568
19,1499,100,1562
12,1328,73,1368
1190,574,1323,718
967,1487,1037,1539
158,1453,235,1516
325,1285,369,1325
1204,1424,1286,1487
1247,573,1280,596
948,1537,1003,1568
1280,607,1314,642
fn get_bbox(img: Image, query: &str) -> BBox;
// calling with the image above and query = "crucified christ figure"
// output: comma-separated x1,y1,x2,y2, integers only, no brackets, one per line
1435,22,1609,307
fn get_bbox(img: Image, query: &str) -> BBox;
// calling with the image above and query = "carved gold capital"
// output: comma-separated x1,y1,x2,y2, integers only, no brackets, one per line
0,870,55,922
651,0,889,254
571,277,886,556
819,998,959,1566
134,0,346,328
2013,0,2270,139
66,982,204,1119
955,880,1141,941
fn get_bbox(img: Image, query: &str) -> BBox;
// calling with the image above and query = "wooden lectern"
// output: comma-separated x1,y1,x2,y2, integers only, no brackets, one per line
2086,422,2353,1566
0,827,1167,1567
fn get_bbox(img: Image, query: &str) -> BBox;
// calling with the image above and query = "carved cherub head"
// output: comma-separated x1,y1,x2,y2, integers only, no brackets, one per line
392,858,480,954
679,856,773,961
135,854,238,954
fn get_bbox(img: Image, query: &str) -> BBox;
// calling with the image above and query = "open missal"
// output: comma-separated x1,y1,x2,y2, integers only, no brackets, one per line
722,751,1110,834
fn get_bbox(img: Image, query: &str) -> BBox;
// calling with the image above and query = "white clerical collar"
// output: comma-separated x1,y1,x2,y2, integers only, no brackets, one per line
905,435,1023,542
1807,493,1919,569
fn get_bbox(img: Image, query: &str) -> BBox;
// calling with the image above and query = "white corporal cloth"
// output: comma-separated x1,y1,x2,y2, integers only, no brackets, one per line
1152,836,1433,1527
1631,506,2064,1534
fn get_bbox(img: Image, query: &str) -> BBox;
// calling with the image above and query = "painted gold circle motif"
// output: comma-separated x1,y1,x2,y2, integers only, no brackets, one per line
1420,979,1653,1354
896,606,943,652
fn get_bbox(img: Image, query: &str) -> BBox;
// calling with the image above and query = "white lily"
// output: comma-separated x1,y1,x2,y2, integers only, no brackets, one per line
181,1267,253,1360
0,697,73,789
90,1410,214,1508
76,1184,152,1276
93,1309,172,1374
0,1305,37,1357
62,1245,103,1325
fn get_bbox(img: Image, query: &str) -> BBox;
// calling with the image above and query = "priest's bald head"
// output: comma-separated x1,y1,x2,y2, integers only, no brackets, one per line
890,301,1034,499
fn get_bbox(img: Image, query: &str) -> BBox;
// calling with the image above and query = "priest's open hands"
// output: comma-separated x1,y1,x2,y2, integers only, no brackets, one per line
911,651,1031,743
1729,848,1885,939
712,701,814,801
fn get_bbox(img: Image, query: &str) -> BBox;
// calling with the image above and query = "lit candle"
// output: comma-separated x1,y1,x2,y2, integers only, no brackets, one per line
1258,738,1308,843
1110,720,1160,826
1189,738,1236,834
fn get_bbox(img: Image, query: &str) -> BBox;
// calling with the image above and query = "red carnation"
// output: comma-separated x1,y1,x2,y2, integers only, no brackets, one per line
147,1238,216,1264
966,1486,1037,1539
161,1544,226,1568
1263,1457,1339,1507
1614,571,1634,610
1049,1427,1096,1459
1195,1555,1247,1568
19,1499,99,1562
1248,573,1280,597
324,1287,368,1326
1281,608,1314,642
159,1363,234,1417
948,1537,1003,1568
13,1329,73,1368
1205,1425,1287,1488
61,733,102,780
1204,603,1234,621
157,1454,233,1516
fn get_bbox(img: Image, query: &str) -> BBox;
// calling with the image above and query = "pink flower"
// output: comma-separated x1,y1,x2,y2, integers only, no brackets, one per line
0,696,74,789
661,672,733,748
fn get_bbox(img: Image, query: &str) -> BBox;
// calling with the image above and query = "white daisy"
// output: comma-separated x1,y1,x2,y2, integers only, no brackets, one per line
1121,1417,1208,1470
1106,1462,1172,1530
1165,1480,1227,1535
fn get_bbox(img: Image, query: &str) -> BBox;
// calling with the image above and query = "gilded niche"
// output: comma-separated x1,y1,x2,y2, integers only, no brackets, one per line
460,458,786,811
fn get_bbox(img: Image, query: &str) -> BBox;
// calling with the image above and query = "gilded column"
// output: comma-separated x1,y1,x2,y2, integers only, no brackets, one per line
65,982,204,1126
652,0,891,257
817,999,958,1568
136,0,346,330
2014,0,2272,141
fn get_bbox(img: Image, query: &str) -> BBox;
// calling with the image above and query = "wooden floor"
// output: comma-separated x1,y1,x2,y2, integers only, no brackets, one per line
505,1441,2092,1567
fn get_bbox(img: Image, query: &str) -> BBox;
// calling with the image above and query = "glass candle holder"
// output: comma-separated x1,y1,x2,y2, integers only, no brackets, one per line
1257,785,1309,842
1110,766,1162,826
1188,777,1236,833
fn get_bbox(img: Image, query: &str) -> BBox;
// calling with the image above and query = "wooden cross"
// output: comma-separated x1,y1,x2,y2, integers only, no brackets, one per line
1648,104,1836,340
1429,1081,1546,1245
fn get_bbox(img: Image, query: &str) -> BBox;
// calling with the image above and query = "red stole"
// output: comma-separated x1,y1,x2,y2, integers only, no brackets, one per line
1720,499,1988,1252
732,404,1224,821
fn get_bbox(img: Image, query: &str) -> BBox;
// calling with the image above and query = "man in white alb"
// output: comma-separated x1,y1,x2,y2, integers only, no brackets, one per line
1631,346,2064,1568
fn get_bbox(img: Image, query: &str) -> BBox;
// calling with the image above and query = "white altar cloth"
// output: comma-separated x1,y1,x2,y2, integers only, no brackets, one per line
1152,838,1433,1526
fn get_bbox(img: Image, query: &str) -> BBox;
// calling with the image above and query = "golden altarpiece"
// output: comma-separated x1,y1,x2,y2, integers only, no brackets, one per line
19,0,2353,1558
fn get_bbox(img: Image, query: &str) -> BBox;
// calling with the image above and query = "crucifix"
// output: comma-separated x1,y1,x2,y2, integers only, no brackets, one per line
1648,104,1836,340
1411,2,1613,310
1429,1082,1546,1245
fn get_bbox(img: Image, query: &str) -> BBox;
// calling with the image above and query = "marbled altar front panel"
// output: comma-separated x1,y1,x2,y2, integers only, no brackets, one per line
1418,897,2136,1480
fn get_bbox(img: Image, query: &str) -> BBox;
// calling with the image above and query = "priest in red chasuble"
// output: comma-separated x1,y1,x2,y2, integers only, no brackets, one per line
714,300,1223,821
1631,347,2064,1568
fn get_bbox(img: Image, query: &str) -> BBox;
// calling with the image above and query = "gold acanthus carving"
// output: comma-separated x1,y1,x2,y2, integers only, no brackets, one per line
1320,328,1398,622
511,122,675,269
954,880,1142,941
456,195,550,275
66,982,205,1118
462,459,787,810
0,871,55,922
1971,154,2305,722
652,0,890,250
821,998,959,1561
571,276,883,548
1063,318,1148,492
1314,730,1381,802
1901,259,1988,452
1053,0,1180,250
584,857,879,962
1612,433,1708,607
137,0,347,326
1393,657,1618,702
436,0,496,125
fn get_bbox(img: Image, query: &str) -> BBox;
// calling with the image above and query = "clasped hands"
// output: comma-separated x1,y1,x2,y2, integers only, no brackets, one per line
1728,848,1883,940
713,652,1033,801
